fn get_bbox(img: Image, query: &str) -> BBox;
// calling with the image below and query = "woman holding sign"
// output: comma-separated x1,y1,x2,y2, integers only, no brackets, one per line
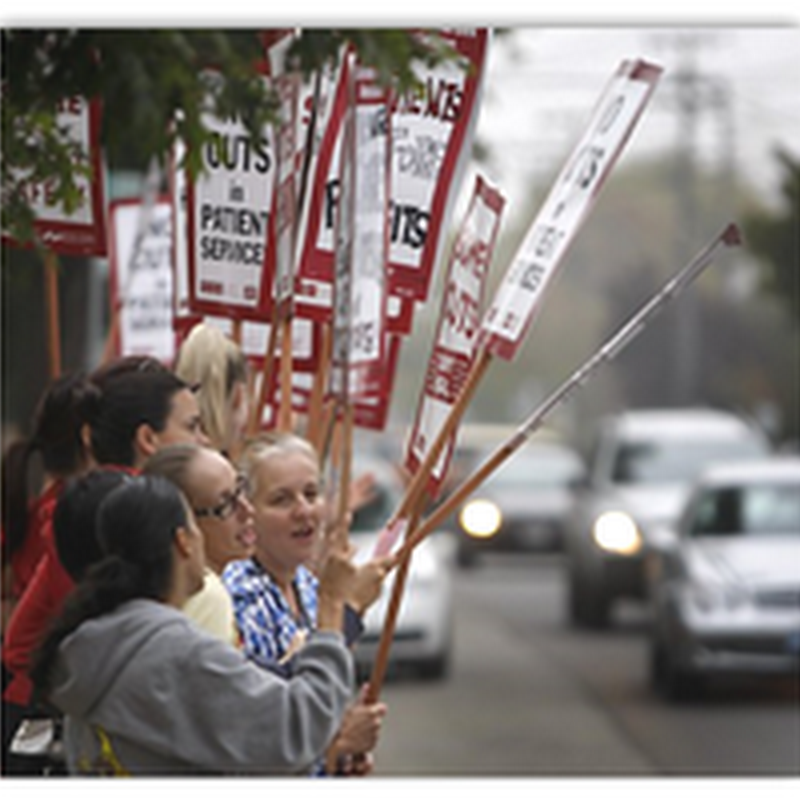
224,432,392,776
29,474,360,775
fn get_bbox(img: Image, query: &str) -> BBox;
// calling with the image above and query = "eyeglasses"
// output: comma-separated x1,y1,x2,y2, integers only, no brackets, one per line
193,474,250,520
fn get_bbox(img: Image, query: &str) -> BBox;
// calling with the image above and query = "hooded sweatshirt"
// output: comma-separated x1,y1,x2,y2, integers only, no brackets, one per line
48,599,353,775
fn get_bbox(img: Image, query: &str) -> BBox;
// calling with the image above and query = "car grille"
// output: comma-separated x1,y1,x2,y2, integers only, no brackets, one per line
755,589,800,609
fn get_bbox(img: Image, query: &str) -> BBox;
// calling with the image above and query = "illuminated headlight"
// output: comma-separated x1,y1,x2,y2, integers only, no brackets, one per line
592,511,642,555
460,498,502,539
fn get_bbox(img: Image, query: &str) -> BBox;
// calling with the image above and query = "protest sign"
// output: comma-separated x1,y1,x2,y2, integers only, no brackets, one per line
405,174,505,498
260,71,299,315
329,60,392,404
185,69,277,320
108,198,175,362
478,59,662,361
387,28,487,301
296,30,487,304
3,96,107,256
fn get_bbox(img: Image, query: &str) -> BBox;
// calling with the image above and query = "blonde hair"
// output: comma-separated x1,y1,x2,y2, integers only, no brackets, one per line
174,324,248,452
238,432,319,496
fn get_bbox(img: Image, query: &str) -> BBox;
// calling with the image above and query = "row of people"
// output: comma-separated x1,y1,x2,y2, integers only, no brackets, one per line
2,324,396,776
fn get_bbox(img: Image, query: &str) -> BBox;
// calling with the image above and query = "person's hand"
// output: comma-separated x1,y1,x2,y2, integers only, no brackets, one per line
348,471,379,513
347,555,396,615
316,542,358,605
325,683,387,774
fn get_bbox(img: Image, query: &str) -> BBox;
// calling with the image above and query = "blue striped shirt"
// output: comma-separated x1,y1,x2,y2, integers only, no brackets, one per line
222,558,319,669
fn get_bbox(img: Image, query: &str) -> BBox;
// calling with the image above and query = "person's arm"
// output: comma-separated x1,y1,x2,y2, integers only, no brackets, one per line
122,617,356,775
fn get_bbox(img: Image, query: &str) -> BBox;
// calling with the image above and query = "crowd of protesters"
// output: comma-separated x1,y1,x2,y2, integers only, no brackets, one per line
1,323,396,777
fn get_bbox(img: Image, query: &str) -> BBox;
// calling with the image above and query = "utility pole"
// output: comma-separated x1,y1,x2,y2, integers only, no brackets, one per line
653,32,731,406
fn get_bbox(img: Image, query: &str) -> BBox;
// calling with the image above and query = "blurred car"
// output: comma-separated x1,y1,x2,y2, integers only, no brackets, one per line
563,408,770,628
347,451,456,680
453,437,586,563
647,457,800,701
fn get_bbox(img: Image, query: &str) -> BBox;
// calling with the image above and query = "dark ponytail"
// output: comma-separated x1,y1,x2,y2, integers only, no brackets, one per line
29,475,190,701
1,372,95,561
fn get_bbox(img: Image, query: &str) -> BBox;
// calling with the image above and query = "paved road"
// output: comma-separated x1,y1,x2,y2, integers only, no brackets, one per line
371,553,800,779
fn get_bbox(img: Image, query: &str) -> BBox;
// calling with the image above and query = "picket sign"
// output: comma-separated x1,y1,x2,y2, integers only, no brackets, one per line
102,158,165,364
3,96,108,257
184,66,278,321
107,197,175,362
3,95,108,378
367,173,505,702
388,28,488,301
388,58,663,542
257,67,301,432
403,174,506,502
295,29,488,305
478,59,663,360
329,56,392,406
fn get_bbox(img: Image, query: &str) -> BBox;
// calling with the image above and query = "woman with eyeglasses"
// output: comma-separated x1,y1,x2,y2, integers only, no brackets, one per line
142,444,257,647
29,474,362,775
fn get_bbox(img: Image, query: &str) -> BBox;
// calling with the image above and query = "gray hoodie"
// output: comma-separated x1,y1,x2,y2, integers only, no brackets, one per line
48,599,353,775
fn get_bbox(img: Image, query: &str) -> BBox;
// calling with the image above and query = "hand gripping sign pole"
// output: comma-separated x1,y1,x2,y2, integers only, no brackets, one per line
381,58,663,554
392,223,743,566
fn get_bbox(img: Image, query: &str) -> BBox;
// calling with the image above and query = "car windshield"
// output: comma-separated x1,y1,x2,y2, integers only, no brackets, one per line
689,483,800,537
483,448,583,489
611,438,766,485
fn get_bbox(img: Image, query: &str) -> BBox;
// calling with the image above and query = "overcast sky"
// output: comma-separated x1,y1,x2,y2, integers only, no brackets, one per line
473,26,800,213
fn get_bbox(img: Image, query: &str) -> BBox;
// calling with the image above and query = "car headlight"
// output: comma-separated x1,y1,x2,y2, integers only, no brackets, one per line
459,498,502,539
592,510,642,555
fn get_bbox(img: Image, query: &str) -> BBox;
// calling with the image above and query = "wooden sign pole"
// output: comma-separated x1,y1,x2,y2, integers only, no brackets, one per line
44,250,62,378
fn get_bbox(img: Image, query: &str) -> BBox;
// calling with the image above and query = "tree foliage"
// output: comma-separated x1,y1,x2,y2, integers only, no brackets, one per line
1,28,459,245
743,148,800,326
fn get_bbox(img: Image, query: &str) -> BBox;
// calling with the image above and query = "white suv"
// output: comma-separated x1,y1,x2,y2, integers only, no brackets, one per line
563,408,770,628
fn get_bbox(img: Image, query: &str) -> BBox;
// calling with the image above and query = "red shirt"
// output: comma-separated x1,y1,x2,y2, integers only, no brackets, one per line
2,480,61,602
3,465,139,707
3,519,74,706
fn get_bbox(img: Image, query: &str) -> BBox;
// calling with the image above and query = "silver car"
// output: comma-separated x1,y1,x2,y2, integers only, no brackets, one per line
648,457,800,701
348,452,456,680
455,438,586,562
563,408,770,628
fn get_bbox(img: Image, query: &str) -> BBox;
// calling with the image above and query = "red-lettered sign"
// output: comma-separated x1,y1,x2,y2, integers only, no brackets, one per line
405,174,505,497
478,59,662,361
352,334,402,431
296,29,487,303
4,97,107,256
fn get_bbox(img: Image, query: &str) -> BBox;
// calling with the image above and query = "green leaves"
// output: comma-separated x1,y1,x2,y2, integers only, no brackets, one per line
1,28,461,247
